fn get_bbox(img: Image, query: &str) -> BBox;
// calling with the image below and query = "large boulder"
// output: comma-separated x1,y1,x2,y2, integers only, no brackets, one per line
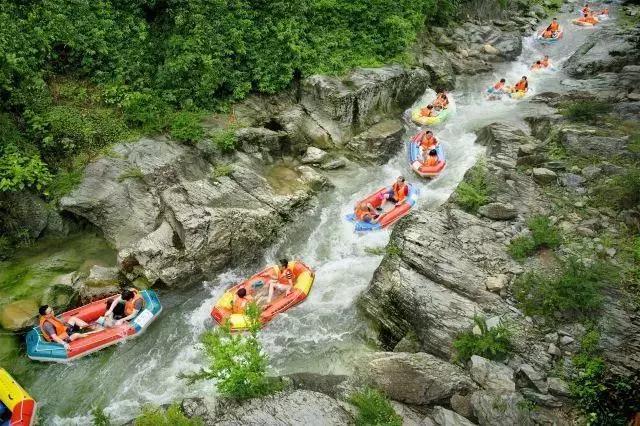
469,356,515,392
235,127,285,156
477,203,517,220
354,352,476,405
76,265,121,302
0,299,38,331
431,406,476,426
346,119,404,164
60,138,315,287
559,127,635,158
0,191,67,242
470,391,532,426
301,66,430,144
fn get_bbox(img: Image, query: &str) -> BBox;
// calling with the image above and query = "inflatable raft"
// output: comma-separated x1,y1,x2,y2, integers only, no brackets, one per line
408,132,446,178
536,29,563,43
346,184,418,232
509,90,527,100
26,290,162,363
0,368,36,426
572,17,597,26
411,105,452,126
211,261,314,332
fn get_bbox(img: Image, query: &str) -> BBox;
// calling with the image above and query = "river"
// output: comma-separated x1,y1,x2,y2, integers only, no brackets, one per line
3,5,611,424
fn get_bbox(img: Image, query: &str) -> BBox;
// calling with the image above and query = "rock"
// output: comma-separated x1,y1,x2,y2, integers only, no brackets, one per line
319,158,346,170
0,299,38,331
470,391,531,426
532,168,557,185
560,129,633,158
482,44,499,55
478,203,517,220
346,119,404,164
431,406,476,426
582,165,602,180
544,332,558,344
356,352,475,405
560,173,585,189
235,127,285,155
472,316,502,335
605,247,616,258
559,336,575,346
301,146,328,164
394,333,422,353
416,48,456,89
470,356,515,392
212,390,353,425
277,105,333,150
520,389,563,408
41,283,78,312
485,275,508,293
297,166,332,191
77,265,121,302
493,33,523,61
547,377,571,397
0,191,67,243
450,393,474,421
284,373,348,398
390,401,425,426
547,343,562,357
515,364,548,394
576,227,595,237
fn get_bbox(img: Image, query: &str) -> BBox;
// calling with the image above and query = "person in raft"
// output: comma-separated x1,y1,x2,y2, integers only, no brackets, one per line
490,78,507,94
39,305,95,349
354,201,380,224
541,55,551,68
267,258,294,303
420,130,438,150
510,76,528,94
433,92,449,110
424,149,439,166
531,60,544,70
542,18,560,38
232,288,254,315
102,288,145,327
581,3,591,15
381,176,409,206
419,104,435,117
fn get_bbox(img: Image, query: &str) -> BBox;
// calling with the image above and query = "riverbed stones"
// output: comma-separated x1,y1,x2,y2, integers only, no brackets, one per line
355,352,475,405
469,356,515,392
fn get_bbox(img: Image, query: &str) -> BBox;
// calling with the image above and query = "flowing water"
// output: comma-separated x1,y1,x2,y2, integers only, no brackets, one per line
2,6,614,424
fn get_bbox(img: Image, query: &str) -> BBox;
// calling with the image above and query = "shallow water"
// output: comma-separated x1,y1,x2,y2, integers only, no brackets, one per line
3,5,615,424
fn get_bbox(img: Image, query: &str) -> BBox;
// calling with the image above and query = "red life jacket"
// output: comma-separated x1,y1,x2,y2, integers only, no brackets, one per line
494,81,505,90
392,183,408,202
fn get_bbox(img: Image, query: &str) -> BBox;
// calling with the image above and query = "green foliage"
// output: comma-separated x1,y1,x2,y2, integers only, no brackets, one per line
0,236,12,260
453,315,512,363
561,101,613,122
386,243,403,257
134,404,201,426
170,112,205,144
513,259,610,320
211,164,233,181
508,215,561,260
0,147,52,192
46,169,84,200
91,406,111,426
508,236,537,260
364,246,386,256
592,167,640,210
455,163,489,213
120,92,170,132
210,129,237,153
349,388,402,426
117,167,145,182
183,303,279,400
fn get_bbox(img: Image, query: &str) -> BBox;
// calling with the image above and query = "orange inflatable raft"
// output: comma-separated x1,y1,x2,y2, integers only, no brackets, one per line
211,261,315,332
409,131,446,178
346,184,418,232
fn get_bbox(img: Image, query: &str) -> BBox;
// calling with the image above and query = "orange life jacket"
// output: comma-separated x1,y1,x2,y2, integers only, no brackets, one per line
494,82,505,90
420,107,433,117
420,134,437,149
232,294,252,314
549,21,559,31
392,183,408,202
124,290,145,316
426,155,439,167
514,80,527,92
274,263,295,285
355,205,369,221
39,316,69,342
581,7,590,15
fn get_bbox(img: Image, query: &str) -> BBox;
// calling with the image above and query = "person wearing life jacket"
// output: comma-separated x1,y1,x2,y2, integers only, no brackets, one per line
540,55,551,68
548,18,560,32
424,149,439,167
382,176,409,206
355,201,379,224
419,104,435,117
232,287,254,315
38,305,92,349
581,4,591,16
103,288,145,327
512,76,528,93
433,92,449,110
531,60,543,70
267,258,294,303
583,12,598,24
420,130,438,150
489,78,507,95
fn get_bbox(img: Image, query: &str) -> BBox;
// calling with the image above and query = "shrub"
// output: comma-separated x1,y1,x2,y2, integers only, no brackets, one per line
170,112,204,144
46,169,83,200
592,168,640,210
182,303,279,400
561,101,613,122
91,406,111,426
134,404,200,426
120,92,170,131
513,258,610,320
349,388,402,426
0,148,52,192
453,315,512,364
0,236,12,260
455,163,489,213
508,236,537,260
210,128,237,153
508,215,561,260
211,164,233,181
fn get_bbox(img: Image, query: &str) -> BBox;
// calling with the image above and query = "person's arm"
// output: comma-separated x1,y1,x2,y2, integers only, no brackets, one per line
395,187,409,205
105,297,120,316
115,299,143,325
43,323,69,349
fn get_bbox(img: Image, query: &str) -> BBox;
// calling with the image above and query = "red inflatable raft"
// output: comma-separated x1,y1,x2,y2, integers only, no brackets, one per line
409,131,446,178
211,261,315,332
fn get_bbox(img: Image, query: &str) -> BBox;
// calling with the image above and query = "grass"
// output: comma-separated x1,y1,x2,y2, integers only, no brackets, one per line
592,167,640,210
454,161,490,213
134,404,201,426
91,406,111,426
211,164,233,181
364,246,386,256
349,388,402,426
513,258,611,321
210,128,237,153
452,315,512,364
170,111,205,144
508,215,561,260
560,101,613,123
386,243,402,257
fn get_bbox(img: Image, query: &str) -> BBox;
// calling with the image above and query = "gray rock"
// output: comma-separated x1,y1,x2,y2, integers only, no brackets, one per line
212,390,353,425
356,352,475,405
520,389,563,408
297,165,332,191
390,401,424,426
470,391,531,426
478,203,518,220
417,48,456,89
547,377,571,397
544,332,558,344
235,127,285,155
559,336,575,346
301,146,328,164
77,265,121,302
470,356,515,392
0,191,67,242
319,158,347,170
472,316,502,335
576,227,595,237
560,173,585,189
547,343,562,357
532,168,557,185
432,406,476,426
482,44,499,55
485,275,508,293
346,119,404,164
515,364,548,394
582,165,602,180
450,393,475,421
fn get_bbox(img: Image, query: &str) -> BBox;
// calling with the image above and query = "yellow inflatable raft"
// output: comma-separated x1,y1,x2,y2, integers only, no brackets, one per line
0,368,36,426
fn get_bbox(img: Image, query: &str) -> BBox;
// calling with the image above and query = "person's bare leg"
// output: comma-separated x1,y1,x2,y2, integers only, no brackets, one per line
68,316,89,328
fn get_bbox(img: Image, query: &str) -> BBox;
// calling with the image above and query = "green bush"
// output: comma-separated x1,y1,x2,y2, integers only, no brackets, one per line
46,169,83,200
134,404,200,426
455,163,490,213
183,303,279,400
170,112,204,144
0,148,52,192
211,164,233,181
349,388,402,426
592,168,640,210
91,406,111,426
453,315,512,363
508,236,537,260
561,101,613,122
0,236,12,260
120,92,170,131
211,128,237,153
513,259,610,320
508,215,561,260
